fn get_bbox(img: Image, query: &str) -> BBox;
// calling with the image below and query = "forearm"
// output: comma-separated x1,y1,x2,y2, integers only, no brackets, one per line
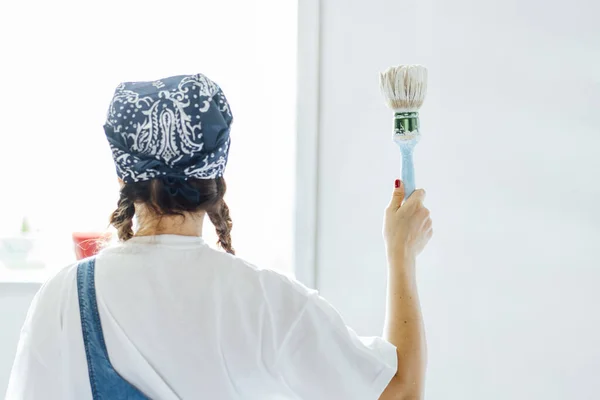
384,256,427,398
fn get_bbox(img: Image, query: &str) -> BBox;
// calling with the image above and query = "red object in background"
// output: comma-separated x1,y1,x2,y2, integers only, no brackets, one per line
72,232,112,260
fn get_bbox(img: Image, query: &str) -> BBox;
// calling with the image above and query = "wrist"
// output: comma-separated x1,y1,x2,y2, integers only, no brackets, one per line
387,252,416,275
387,248,415,266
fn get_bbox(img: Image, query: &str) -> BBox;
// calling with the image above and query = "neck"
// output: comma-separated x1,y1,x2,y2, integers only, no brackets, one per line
134,205,205,237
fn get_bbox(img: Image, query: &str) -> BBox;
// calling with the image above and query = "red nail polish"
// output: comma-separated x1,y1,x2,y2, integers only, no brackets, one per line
395,179,400,188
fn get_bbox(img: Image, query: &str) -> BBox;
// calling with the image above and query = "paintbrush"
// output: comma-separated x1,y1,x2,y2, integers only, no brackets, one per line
379,65,428,198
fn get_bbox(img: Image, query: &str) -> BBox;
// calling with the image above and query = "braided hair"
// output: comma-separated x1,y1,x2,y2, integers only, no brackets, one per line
109,177,234,254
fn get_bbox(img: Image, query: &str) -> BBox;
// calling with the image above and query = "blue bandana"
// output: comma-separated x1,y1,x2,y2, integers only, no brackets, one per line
104,74,233,183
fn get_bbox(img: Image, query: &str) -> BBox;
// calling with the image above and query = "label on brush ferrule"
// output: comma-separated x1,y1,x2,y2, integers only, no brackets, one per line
394,112,419,134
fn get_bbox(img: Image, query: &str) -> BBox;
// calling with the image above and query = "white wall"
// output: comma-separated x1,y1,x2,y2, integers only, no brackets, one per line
0,284,39,396
312,0,600,398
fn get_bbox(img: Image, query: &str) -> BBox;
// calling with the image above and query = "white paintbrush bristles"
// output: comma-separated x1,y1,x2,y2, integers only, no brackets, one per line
379,65,428,112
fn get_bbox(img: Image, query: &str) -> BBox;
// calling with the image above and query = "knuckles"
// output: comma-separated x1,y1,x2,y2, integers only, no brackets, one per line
418,207,430,218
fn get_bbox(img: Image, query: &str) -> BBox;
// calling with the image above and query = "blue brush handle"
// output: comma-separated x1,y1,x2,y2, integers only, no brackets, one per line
397,139,418,199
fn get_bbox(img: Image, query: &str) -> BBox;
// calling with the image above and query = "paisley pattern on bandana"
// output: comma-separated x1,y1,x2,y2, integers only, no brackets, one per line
103,74,233,183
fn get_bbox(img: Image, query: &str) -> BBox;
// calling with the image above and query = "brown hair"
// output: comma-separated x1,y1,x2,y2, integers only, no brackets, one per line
109,177,234,254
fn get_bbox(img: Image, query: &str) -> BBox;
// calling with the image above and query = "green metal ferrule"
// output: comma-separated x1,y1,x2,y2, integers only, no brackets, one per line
394,112,419,134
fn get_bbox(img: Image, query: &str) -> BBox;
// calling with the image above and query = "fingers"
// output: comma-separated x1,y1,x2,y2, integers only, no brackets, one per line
418,207,430,220
423,215,433,231
387,179,405,211
404,188,426,210
423,211,433,240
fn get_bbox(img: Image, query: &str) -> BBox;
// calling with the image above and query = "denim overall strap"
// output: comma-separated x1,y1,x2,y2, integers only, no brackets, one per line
77,258,150,399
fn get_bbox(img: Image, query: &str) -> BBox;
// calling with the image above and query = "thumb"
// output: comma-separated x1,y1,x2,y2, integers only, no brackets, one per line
388,179,405,210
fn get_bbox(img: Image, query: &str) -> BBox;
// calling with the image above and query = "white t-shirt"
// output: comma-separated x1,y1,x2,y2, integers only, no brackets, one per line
7,235,397,399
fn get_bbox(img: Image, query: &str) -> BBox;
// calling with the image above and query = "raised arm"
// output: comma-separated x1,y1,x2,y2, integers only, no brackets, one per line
380,180,432,400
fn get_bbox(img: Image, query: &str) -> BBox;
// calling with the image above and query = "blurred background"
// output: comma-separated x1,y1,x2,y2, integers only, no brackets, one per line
1,0,599,398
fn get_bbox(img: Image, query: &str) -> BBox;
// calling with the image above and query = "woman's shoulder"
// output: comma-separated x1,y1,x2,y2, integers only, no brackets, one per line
39,262,78,297
219,250,316,298
20,262,79,335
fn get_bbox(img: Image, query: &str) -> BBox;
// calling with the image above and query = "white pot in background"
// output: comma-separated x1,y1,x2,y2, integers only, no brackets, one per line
0,235,42,269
